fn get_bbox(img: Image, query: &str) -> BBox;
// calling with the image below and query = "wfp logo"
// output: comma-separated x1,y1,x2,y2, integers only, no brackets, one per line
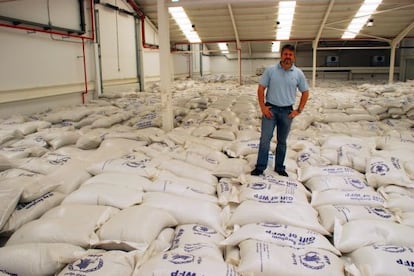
299,251,326,270
165,253,195,265
67,255,104,273
370,162,390,176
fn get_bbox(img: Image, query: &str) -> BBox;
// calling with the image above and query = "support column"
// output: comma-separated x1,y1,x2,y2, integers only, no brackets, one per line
312,40,317,88
157,0,174,131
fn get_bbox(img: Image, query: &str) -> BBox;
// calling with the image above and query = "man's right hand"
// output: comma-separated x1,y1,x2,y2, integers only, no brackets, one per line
261,105,273,118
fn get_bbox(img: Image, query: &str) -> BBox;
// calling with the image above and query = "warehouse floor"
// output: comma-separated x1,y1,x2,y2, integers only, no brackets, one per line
0,77,413,275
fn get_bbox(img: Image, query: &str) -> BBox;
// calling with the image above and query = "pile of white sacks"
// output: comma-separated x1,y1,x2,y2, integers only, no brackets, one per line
0,77,413,275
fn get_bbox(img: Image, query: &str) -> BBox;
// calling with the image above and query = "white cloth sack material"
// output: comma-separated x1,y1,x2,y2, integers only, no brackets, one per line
0,184,23,230
366,155,413,188
148,169,216,195
133,247,239,276
384,193,414,213
317,205,396,233
6,204,119,248
42,130,80,150
171,224,225,248
378,185,414,198
237,240,344,276
58,250,138,276
238,181,309,204
157,158,218,187
0,173,60,203
46,158,91,195
345,245,414,276
87,152,158,179
224,139,262,158
396,212,414,227
338,143,372,173
334,220,414,253
237,173,310,197
221,223,340,255
217,178,239,206
146,172,218,203
1,191,65,234
82,171,149,190
228,200,329,235
62,182,144,209
96,205,177,251
304,175,369,192
142,192,228,236
0,243,86,276
311,189,385,208
0,154,14,172
298,165,365,183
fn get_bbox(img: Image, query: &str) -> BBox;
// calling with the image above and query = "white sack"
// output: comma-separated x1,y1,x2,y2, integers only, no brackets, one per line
334,220,414,253
217,178,239,206
224,140,260,158
384,194,414,213
304,175,369,192
6,204,119,247
298,165,365,183
366,155,413,188
157,159,218,187
82,171,149,190
43,130,80,150
148,170,216,195
1,191,65,234
97,205,177,251
62,182,144,209
228,200,329,235
238,181,309,204
87,152,157,179
317,205,396,233
171,224,225,248
396,212,414,227
58,250,138,276
221,223,340,255
133,248,239,276
0,243,86,276
142,192,227,235
0,184,23,230
346,245,414,276
238,173,310,197
0,170,59,203
311,189,385,208
238,240,344,276
47,159,91,195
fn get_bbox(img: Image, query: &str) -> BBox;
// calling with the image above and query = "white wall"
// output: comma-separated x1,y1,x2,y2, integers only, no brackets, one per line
97,2,137,83
209,56,277,75
0,0,95,105
0,0,100,119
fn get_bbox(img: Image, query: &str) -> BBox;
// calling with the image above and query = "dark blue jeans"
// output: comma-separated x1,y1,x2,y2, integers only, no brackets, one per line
255,104,293,172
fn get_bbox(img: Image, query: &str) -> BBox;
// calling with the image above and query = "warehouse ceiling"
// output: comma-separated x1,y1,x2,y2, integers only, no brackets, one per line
133,0,414,56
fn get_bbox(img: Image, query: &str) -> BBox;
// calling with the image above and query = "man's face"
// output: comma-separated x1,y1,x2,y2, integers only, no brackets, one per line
281,49,295,67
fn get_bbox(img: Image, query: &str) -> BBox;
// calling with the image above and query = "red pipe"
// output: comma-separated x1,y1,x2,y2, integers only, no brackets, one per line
0,0,95,104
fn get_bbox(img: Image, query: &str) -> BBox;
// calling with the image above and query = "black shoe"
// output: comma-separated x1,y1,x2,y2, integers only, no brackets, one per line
250,169,263,176
276,170,289,177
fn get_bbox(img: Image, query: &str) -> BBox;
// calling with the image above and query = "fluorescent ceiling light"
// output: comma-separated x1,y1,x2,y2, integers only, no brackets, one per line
168,7,201,43
276,1,296,40
342,0,382,39
271,41,280,52
218,42,229,54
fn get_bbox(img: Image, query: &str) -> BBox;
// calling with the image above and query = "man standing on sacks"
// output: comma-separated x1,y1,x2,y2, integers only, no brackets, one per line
251,44,310,177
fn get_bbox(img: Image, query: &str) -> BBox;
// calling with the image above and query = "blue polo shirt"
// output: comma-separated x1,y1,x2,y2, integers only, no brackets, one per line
260,63,309,107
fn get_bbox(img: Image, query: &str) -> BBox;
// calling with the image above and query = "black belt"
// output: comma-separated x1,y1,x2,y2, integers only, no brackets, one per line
265,102,292,109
